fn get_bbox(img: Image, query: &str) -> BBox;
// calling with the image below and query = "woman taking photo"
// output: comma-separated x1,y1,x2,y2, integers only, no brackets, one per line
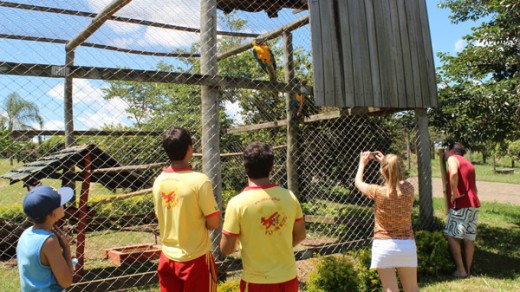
355,151,418,292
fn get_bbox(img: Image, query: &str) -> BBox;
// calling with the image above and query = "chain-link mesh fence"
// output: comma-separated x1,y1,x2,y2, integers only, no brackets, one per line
0,1,436,290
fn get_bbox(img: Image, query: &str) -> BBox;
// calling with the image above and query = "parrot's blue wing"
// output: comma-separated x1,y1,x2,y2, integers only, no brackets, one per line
268,47,276,71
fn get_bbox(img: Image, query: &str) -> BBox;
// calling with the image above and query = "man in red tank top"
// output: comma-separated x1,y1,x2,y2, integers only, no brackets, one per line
443,142,480,278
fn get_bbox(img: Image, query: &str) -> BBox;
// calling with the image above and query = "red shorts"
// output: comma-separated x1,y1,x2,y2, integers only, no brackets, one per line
158,252,217,292
240,278,298,292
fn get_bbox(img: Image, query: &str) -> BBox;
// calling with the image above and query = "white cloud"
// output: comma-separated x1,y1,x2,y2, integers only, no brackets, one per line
75,95,130,130
137,26,199,48
455,39,466,52
47,80,131,130
87,0,200,27
105,21,142,35
48,79,104,103
42,120,65,130
223,100,244,124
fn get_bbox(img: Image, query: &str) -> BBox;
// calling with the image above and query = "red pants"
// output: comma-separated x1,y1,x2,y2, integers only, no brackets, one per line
240,278,298,292
158,252,217,292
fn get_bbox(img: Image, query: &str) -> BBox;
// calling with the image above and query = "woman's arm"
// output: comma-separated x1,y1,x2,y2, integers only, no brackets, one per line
355,151,373,195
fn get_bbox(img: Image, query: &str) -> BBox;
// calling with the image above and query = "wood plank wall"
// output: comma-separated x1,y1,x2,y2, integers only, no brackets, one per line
309,0,437,109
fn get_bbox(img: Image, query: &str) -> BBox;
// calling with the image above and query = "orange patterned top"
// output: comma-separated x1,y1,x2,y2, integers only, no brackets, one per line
366,181,415,239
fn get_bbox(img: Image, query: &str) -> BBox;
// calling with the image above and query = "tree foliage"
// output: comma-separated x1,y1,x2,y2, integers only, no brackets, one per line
430,0,519,150
1,92,43,131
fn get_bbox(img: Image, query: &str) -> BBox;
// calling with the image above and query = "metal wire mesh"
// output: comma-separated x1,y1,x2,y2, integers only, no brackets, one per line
0,1,435,290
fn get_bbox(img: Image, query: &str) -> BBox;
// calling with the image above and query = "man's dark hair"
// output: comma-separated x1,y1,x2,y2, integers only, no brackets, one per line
243,142,274,179
447,141,466,156
31,217,47,224
162,128,192,161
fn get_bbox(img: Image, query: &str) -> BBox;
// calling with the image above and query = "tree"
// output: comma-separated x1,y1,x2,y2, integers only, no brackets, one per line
429,0,519,154
1,92,43,164
2,92,43,131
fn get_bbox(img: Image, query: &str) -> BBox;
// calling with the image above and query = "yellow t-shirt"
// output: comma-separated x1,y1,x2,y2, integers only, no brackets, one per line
152,167,220,262
222,184,304,284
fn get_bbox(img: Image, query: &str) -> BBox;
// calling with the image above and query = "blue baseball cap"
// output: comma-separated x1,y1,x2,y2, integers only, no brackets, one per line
23,186,74,221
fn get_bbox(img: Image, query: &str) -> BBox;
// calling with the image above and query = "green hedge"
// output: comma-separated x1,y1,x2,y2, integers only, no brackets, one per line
306,255,359,292
415,230,454,277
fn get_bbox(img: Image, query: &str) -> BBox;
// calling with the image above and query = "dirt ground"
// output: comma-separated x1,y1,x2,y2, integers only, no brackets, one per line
409,177,520,206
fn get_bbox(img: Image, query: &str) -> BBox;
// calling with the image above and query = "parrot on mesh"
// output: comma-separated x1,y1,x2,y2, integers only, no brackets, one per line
252,39,278,102
290,79,310,124
252,39,277,82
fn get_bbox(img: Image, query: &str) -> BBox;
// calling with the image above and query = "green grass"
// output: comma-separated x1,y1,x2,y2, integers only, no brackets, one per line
0,158,143,207
0,230,157,291
419,198,520,291
408,156,520,184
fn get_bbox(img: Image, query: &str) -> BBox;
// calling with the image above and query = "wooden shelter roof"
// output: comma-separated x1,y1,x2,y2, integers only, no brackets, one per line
217,0,307,17
0,144,149,191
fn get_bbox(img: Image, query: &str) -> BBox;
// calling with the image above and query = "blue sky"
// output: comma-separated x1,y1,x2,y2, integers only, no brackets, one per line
0,0,483,130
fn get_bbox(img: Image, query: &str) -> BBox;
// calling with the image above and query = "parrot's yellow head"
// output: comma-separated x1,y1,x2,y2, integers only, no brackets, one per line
253,39,265,46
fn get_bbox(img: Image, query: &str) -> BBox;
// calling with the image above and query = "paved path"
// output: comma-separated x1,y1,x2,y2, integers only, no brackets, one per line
409,177,520,206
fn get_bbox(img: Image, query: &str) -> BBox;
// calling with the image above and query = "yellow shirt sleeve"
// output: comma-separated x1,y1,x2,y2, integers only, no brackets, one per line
198,180,219,216
222,200,240,236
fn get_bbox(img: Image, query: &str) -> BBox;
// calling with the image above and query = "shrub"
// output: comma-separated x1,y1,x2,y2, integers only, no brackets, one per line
0,204,26,224
349,248,381,292
415,230,454,277
306,255,358,292
217,279,240,292
507,140,520,160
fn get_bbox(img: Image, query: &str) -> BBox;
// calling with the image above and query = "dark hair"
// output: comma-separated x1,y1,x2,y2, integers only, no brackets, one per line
447,141,466,156
162,128,193,161
243,142,274,179
31,217,48,224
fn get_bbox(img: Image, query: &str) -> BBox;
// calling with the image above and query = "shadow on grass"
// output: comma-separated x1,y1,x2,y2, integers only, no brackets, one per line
421,223,520,286
473,224,520,278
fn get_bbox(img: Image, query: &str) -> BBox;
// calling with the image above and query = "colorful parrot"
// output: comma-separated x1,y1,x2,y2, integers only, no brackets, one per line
252,39,279,103
290,79,310,123
252,39,277,83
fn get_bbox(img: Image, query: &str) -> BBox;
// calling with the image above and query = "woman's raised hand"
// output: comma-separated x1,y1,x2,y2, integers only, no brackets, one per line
359,151,372,167
373,151,384,162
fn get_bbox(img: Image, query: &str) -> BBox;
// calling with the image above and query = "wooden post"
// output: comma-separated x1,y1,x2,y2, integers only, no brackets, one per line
64,50,75,147
414,108,434,228
406,130,411,170
200,0,223,260
438,149,449,215
75,151,91,280
284,31,299,198
63,50,77,203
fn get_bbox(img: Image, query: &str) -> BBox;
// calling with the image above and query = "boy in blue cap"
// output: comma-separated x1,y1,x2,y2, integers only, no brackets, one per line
16,185,75,291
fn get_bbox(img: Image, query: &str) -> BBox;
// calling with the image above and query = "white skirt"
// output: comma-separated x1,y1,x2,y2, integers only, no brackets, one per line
370,239,417,269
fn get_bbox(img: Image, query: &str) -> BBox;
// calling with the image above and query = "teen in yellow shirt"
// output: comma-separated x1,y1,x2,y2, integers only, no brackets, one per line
153,128,220,292
220,142,306,292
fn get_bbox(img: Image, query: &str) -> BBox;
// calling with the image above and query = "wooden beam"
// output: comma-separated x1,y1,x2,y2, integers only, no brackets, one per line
88,145,286,176
0,1,258,38
90,188,152,207
0,61,300,93
217,15,309,61
66,0,131,52
0,34,198,58
227,110,346,133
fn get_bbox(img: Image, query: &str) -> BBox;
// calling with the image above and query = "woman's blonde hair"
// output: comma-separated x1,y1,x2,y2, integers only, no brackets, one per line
381,154,404,197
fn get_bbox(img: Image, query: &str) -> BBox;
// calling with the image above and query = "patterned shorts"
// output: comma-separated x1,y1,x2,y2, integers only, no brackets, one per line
443,207,479,241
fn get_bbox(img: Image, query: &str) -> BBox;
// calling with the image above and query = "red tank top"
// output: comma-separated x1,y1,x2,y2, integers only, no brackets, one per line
447,155,480,209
